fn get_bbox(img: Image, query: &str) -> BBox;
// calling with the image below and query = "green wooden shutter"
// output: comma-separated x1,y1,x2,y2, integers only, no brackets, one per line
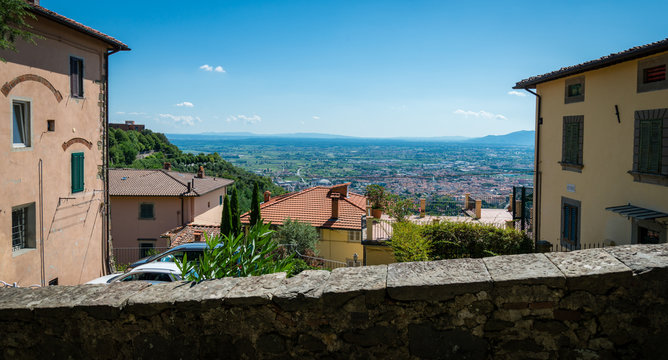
564,122,579,164
71,152,84,193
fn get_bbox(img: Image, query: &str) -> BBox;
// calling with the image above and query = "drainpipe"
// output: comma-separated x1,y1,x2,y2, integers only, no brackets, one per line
524,88,542,247
103,48,120,275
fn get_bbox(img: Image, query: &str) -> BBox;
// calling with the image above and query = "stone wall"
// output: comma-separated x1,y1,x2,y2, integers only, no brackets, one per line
1,244,668,359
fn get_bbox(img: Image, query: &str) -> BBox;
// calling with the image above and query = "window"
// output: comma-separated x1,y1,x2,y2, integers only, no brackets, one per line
139,203,155,219
348,230,361,242
638,54,668,93
12,203,36,252
71,152,84,193
638,227,661,244
48,278,59,286
564,76,585,103
12,100,31,148
631,109,668,185
561,115,584,171
70,57,84,98
560,198,580,250
139,241,155,258
219,195,223,205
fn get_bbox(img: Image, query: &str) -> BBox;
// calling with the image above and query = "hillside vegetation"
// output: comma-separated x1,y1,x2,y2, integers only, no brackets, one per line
109,127,284,211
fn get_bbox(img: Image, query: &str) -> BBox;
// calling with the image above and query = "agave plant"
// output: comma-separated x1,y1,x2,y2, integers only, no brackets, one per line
176,223,296,281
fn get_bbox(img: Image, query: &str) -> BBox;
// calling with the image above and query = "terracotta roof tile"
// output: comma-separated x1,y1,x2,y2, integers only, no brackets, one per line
163,224,221,248
29,4,129,50
514,37,668,89
110,168,233,197
241,183,367,230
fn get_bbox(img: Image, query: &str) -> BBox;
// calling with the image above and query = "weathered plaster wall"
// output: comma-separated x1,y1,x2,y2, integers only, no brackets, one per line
1,244,667,359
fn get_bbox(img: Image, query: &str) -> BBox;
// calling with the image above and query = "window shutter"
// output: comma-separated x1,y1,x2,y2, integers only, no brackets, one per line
71,152,84,193
648,119,661,173
70,58,78,96
639,121,651,172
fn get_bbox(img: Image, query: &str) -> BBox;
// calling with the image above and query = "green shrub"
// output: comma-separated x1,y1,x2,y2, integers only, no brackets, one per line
176,223,296,280
423,221,533,259
390,221,431,262
274,218,320,255
287,258,320,277
390,220,533,262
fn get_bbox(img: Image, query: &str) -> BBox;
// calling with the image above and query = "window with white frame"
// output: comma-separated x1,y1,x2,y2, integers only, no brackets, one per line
348,230,361,242
12,203,36,252
12,100,31,148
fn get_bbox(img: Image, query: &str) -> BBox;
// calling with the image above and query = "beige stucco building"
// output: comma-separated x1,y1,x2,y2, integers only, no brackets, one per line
0,1,129,286
515,38,668,248
109,167,232,264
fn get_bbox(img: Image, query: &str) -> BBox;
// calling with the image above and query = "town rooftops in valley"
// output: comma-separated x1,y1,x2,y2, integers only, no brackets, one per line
514,37,668,89
241,183,367,231
109,168,233,197
27,2,130,51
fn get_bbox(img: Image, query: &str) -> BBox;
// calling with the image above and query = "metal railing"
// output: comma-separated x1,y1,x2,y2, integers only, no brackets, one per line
112,247,171,266
537,241,606,252
278,244,349,270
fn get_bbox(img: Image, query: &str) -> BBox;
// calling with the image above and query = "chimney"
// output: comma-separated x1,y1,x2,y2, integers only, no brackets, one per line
331,193,340,219
193,230,203,242
197,166,205,178
187,182,192,193
264,191,271,202
163,162,171,170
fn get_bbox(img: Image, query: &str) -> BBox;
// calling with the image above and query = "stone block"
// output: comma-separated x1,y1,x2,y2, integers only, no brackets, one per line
387,258,491,301
484,253,566,288
224,273,286,306
273,270,331,311
546,249,632,293
605,244,668,278
322,265,387,307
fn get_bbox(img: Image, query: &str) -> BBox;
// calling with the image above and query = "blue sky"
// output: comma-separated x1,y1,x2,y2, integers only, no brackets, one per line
43,0,668,137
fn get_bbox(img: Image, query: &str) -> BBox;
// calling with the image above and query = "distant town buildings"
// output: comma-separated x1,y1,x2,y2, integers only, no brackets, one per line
0,0,129,285
515,37,668,247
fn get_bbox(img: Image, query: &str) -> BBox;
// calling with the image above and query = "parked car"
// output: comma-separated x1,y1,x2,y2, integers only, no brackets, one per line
86,262,183,284
128,242,208,270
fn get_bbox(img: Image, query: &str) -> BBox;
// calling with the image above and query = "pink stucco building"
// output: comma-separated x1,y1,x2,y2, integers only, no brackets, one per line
0,1,129,285
109,167,232,263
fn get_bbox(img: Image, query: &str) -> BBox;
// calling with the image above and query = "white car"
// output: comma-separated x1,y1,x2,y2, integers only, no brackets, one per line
86,262,183,284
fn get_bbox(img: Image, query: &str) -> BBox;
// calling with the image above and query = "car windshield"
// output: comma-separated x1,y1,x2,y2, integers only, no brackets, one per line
158,250,203,263
117,272,174,282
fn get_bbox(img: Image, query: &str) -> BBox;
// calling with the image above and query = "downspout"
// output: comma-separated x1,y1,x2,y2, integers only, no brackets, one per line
524,88,542,247
103,48,120,275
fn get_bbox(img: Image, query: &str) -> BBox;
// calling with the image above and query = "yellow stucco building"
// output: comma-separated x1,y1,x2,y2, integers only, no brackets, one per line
241,183,366,264
515,38,668,248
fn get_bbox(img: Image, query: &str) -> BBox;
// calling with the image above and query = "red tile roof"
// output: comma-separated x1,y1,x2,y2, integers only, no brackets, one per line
240,183,367,231
29,4,130,51
514,37,668,89
163,224,221,248
110,168,233,197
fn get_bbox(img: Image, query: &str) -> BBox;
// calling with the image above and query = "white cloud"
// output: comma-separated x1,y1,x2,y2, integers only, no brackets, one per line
454,109,508,121
312,116,320,120
200,64,226,73
226,114,262,125
159,113,201,126
508,90,527,97
116,111,125,115
127,112,146,115
176,102,194,108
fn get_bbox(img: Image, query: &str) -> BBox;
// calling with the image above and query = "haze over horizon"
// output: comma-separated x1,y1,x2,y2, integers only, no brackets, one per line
43,0,668,137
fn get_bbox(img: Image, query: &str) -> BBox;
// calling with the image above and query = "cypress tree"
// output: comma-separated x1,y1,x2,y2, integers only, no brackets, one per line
231,186,241,236
221,194,232,237
250,182,261,226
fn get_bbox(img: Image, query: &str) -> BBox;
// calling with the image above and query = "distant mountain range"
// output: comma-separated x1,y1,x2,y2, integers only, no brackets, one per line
167,130,535,146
